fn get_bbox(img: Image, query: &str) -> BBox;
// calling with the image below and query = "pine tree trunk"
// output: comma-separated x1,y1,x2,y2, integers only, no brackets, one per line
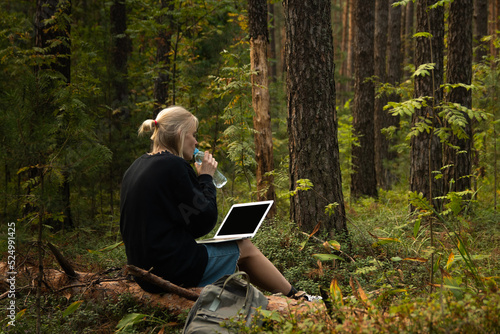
374,0,389,189
284,0,347,239
474,0,488,63
382,0,403,189
339,0,350,104
268,2,277,82
110,0,131,108
347,0,354,83
154,0,174,117
351,0,377,199
489,0,498,68
443,0,473,195
410,0,444,209
404,1,414,79
248,0,276,216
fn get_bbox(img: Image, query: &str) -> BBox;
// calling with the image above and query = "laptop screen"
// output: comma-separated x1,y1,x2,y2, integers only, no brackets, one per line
215,200,273,238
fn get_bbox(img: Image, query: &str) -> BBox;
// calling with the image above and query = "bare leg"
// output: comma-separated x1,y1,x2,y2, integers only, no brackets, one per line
236,239,292,294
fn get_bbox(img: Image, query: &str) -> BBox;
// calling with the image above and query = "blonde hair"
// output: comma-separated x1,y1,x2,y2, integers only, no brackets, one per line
138,106,198,159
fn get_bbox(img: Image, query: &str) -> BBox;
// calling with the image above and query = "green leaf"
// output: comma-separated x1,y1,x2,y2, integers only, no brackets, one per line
412,63,435,77
413,32,433,39
62,300,83,317
327,240,341,251
325,202,339,217
373,237,401,246
413,219,421,238
116,313,148,331
15,309,26,321
313,253,344,262
391,257,403,262
260,309,283,322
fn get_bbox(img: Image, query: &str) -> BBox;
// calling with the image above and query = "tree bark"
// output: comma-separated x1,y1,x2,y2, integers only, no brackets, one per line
473,0,488,63
443,0,473,195
110,0,131,108
284,0,347,239
268,2,277,82
374,0,389,189
410,0,444,209
153,0,175,117
127,265,200,301
489,0,498,69
347,0,355,87
351,0,377,199
248,0,277,216
339,0,351,105
47,242,79,279
404,1,414,79
381,0,403,189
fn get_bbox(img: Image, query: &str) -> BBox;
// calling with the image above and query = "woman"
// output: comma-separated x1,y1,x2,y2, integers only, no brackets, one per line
120,106,298,296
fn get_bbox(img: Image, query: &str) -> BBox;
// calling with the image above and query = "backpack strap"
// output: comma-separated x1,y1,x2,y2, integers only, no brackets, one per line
218,272,251,308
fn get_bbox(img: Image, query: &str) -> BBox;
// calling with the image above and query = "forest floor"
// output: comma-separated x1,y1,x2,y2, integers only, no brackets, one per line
1,189,500,333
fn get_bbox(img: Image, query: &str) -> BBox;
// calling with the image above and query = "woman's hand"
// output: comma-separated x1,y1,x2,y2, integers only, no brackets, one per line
194,151,218,177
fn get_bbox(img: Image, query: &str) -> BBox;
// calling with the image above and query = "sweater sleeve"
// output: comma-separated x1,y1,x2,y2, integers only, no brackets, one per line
170,159,218,238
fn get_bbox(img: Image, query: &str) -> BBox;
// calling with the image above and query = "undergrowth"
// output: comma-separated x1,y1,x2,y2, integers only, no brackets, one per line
1,189,499,333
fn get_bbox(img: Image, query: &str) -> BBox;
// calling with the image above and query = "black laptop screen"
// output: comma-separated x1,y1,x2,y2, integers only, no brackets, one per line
217,203,271,236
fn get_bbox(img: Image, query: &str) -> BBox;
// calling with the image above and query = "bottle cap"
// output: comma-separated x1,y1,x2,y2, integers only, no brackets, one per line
194,148,199,155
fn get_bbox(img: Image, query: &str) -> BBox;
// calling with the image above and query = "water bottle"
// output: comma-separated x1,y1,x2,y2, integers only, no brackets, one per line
193,148,227,188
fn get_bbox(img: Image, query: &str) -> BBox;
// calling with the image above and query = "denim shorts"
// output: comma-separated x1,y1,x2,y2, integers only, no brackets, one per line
198,241,240,287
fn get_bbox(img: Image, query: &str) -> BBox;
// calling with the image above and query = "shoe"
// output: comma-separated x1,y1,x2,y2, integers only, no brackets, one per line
291,290,323,302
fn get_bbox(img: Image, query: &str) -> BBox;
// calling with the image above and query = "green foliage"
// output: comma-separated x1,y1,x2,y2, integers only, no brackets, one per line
0,293,183,333
392,0,413,8
412,62,435,77
284,178,313,198
203,46,269,199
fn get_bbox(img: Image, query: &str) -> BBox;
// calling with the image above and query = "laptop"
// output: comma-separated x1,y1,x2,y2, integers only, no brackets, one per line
197,200,274,244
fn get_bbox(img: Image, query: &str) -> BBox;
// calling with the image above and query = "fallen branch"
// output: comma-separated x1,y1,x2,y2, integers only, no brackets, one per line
126,265,200,301
47,242,79,279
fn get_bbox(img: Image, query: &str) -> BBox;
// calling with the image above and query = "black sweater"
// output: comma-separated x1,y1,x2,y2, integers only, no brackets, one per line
119,151,217,291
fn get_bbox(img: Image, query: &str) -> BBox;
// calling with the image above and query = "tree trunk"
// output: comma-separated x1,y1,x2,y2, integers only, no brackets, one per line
443,0,473,195
339,0,351,105
347,0,355,87
382,0,403,189
404,1,414,79
110,0,131,108
248,0,277,216
374,0,389,189
268,2,277,82
474,0,488,63
284,0,347,239
489,0,498,68
153,0,174,117
410,0,444,209
351,0,377,199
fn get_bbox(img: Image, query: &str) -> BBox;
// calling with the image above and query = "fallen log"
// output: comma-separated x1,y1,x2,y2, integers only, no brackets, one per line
47,242,79,279
0,260,327,319
125,265,200,301
1,240,329,321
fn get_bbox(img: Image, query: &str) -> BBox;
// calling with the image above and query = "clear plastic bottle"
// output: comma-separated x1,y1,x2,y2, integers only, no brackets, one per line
193,148,227,188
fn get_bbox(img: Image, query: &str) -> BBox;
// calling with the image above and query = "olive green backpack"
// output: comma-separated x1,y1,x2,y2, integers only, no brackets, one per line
183,272,268,333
